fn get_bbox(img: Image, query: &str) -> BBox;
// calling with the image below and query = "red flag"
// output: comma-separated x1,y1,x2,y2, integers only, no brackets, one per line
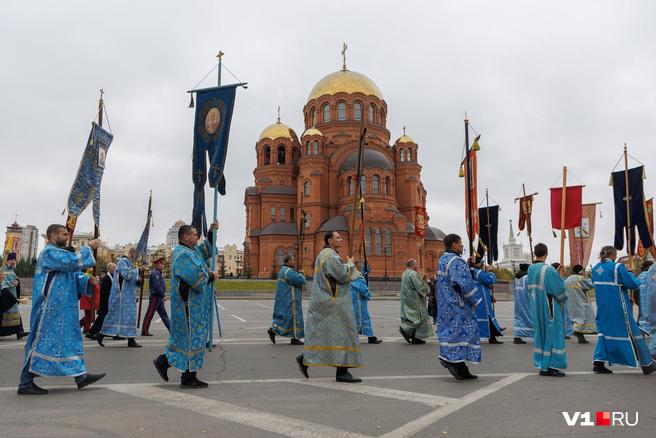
518,195,534,235
638,198,654,257
567,203,597,267
550,186,583,229
463,150,479,240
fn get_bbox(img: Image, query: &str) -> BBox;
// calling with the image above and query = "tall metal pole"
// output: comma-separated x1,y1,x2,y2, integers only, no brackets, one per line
485,189,493,266
623,144,633,259
90,89,104,322
559,166,568,271
464,115,474,257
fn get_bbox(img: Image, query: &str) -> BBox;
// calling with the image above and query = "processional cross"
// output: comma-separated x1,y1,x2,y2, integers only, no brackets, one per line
341,42,348,71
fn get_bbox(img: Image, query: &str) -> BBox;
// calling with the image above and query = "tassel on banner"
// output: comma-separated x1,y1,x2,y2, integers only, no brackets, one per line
458,165,465,177
188,93,195,108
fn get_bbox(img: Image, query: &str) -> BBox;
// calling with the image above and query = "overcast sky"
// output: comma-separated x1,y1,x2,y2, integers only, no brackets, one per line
2,1,655,265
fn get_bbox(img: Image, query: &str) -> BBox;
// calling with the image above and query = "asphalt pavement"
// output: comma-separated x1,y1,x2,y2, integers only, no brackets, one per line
0,299,652,438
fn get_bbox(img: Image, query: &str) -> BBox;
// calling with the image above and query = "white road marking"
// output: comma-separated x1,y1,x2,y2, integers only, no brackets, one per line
380,373,529,438
254,302,273,310
218,303,226,310
231,314,246,322
294,380,457,407
108,383,368,438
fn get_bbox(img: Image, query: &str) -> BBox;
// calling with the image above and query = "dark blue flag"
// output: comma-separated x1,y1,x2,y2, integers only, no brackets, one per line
612,166,653,252
66,122,113,227
477,205,499,264
191,84,237,237
135,192,152,265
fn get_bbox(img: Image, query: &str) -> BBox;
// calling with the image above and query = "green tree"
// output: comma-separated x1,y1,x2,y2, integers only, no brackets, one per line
218,256,226,279
14,258,35,277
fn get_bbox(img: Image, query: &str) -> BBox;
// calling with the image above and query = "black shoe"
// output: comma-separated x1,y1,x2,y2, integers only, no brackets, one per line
267,328,276,344
368,336,383,344
539,368,566,377
565,336,571,340
127,339,142,348
336,371,362,383
575,333,589,344
17,383,48,395
153,355,170,382
399,327,412,344
489,337,504,344
593,361,612,374
296,354,309,379
141,333,154,337
180,377,209,388
16,332,29,340
290,338,304,345
641,362,656,375
84,333,94,339
411,337,426,344
96,334,105,347
440,358,464,380
458,363,478,379
113,336,126,340
77,373,106,390
513,337,527,344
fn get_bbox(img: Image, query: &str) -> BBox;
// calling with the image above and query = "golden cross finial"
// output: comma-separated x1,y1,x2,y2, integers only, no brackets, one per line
217,50,224,63
277,105,281,123
403,126,406,135
341,42,348,71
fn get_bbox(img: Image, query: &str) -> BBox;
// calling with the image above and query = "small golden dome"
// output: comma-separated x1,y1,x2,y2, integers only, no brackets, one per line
258,122,296,141
395,134,416,144
308,69,384,102
302,127,324,137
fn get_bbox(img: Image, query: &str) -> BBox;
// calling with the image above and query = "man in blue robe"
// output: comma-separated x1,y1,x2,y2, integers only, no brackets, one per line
638,261,653,335
268,254,306,345
552,262,573,339
528,243,567,377
645,262,656,359
97,247,144,348
470,258,504,344
350,261,381,344
17,224,105,395
1,252,28,339
296,231,362,383
437,234,482,380
153,222,217,388
565,265,596,344
513,263,533,344
590,245,656,375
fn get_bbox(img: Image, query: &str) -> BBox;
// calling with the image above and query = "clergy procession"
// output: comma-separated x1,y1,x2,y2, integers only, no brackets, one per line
4,3,656,434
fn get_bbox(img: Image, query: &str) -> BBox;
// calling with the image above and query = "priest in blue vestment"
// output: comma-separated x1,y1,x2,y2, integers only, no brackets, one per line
527,243,567,377
436,234,482,380
350,261,381,344
97,247,144,347
645,262,656,358
153,222,217,388
17,224,105,395
470,259,504,344
513,263,533,344
268,254,306,345
590,246,656,375
638,261,653,335
296,231,362,383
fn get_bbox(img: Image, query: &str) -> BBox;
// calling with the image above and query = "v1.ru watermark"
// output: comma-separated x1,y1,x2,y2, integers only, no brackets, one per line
563,411,638,427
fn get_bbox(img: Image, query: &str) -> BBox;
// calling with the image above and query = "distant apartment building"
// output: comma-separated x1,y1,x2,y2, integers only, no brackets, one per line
218,244,244,277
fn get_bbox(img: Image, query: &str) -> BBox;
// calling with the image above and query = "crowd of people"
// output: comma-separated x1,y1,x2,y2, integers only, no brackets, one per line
3,224,656,395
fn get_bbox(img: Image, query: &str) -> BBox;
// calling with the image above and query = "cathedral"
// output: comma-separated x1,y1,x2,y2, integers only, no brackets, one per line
243,57,445,279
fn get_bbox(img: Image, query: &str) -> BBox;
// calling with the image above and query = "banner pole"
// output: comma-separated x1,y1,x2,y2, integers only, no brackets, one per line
560,166,568,271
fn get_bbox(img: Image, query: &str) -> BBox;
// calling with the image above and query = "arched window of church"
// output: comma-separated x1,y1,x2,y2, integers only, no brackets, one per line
323,104,330,122
347,176,353,196
313,141,319,155
306,142,310,156
373,175,379,194
311,108,316,126
304,213,311,229
385,229,392,255
359,175,366,195
365,227,372,254
400,148,405,162
276,247,284,266
354,102,362,120
337,102,346,121
374,228,382,255
303,180,311,197
380,108,385,124
385,176,390,195
264,145,271,165
277,145,286,164
271,207,276,222
280,207,285,222
407,148,413,162
368,104,375,123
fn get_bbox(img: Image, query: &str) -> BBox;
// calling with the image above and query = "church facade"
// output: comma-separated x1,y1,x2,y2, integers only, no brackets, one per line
243,61,445,279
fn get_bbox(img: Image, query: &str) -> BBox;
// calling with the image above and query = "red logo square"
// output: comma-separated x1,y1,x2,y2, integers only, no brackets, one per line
596,411,610,427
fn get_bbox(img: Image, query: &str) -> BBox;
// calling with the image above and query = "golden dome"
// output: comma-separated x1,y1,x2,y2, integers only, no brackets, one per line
395,134,416,144
308,69,384,102
258,122,296,141
302,127,324,137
